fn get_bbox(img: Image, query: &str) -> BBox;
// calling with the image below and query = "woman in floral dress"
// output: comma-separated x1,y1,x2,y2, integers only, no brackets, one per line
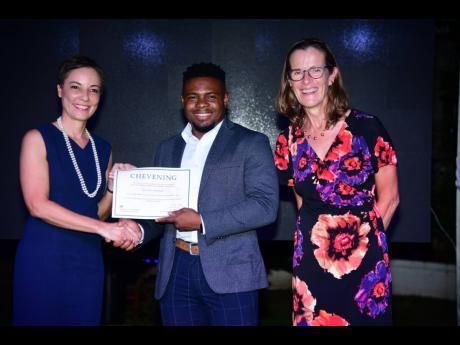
274,38,399,326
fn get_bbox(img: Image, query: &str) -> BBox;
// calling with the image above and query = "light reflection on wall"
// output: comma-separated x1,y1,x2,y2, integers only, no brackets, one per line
342,22,382,62
255,32,273,63
123,31,165,66
228,77,279,150
229,32,281,149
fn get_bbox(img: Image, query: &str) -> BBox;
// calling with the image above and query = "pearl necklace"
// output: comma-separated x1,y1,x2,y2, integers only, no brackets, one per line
57,116,102,198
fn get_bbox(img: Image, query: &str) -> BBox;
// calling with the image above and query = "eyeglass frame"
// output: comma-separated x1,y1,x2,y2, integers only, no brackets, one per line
287,66,331,81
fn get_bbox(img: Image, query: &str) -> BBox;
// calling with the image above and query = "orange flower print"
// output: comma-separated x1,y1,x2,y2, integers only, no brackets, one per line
337,182,356,195
316,163,336,182
292,276,316,326
325,127,352,161
383,253,389,266
369,208,379,231
309,310,349,326
374,136,397,168
275,133,288,156
292,127,305,144
274,156,288,170
342,156,362,171
274,133,289,171
372,282,386,298
298,155,307,170
355,261,391,318
290,142,298,157
289,126,305,156
310,213,370,279
292,277,350,326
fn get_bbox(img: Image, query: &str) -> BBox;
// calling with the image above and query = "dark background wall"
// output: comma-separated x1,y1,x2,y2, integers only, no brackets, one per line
0,19,434,242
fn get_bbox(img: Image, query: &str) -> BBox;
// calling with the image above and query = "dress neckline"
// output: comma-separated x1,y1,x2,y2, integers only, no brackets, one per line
304,109,353,162
307,122,347,162
50,122,90,150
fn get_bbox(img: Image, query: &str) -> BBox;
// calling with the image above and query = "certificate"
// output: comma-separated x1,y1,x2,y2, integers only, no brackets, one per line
112,167,190,219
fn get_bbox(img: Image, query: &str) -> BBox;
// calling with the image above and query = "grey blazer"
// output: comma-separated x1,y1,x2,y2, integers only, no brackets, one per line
141,118,279,299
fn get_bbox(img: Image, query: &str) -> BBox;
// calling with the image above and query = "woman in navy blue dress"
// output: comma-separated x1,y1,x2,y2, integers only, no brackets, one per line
13,56,141,325
274,39,399,325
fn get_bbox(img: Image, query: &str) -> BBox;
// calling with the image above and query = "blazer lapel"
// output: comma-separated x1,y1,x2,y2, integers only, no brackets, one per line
198,119,234,197
171,136,186,168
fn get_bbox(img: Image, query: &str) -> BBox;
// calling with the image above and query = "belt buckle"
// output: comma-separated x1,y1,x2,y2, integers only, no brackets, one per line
188,243,198,256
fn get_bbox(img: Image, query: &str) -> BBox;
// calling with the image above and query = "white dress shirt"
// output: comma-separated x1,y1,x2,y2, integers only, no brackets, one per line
176,120,223,243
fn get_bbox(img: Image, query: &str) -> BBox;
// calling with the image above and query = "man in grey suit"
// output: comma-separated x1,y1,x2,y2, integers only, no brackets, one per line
122,63,278,326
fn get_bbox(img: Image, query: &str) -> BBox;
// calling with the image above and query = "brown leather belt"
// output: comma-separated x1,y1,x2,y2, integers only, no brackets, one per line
175,238,199,255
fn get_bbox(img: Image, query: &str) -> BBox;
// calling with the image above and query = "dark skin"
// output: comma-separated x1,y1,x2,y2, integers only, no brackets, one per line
157,76,229,231
116,77,229,239
156,77,228,231
182,76,228,139
154,77,228,230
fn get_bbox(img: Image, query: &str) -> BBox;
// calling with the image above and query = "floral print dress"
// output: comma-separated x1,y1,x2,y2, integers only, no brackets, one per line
274,109,397,326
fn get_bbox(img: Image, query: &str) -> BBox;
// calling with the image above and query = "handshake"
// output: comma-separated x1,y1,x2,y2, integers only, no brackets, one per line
100,218,142,251
100,162,202,251
100,207,203,251
102,162,141,251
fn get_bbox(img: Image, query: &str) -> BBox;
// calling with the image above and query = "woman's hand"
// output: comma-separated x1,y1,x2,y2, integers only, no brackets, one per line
99,221,140,250
116,219,143,251
107,162,137,192
99,222,128,243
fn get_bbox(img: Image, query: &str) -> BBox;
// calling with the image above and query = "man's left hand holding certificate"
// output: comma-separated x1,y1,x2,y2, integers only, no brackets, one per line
112,168,190,219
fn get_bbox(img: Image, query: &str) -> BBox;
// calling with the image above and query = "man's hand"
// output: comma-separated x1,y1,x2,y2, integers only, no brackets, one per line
113,218,142,251
156,208,201,231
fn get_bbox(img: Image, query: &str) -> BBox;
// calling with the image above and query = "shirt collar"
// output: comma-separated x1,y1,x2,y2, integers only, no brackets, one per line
181,119,224,144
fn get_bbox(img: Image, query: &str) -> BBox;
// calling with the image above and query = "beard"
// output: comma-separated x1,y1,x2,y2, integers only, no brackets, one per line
191,122,217,134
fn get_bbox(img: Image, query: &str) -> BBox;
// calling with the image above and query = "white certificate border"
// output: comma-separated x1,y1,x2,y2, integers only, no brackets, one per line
112,167,191,219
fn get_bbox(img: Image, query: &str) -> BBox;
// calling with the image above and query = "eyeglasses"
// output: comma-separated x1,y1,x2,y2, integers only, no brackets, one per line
288,66,330,81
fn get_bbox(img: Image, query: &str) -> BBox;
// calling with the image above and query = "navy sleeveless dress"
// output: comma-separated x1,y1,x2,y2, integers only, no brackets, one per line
13,123,111,326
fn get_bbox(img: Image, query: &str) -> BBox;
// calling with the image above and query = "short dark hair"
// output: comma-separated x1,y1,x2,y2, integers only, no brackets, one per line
182,62,226,88
57,55,105,92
